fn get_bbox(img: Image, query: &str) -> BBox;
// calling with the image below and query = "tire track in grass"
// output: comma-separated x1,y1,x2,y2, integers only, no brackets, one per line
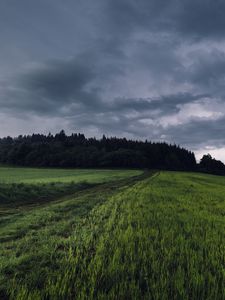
0,171,151,299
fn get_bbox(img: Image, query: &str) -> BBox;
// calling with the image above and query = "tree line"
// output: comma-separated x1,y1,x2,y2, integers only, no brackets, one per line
198,154,225,175
0,130,224,175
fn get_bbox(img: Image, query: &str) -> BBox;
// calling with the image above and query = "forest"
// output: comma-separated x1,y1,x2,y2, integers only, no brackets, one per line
0,130,224,175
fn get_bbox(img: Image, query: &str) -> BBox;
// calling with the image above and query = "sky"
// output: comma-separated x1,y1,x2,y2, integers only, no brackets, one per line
0,0,225,161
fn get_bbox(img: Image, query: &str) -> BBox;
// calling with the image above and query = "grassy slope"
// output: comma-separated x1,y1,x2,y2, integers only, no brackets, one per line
0,167,142,184
0,171,225,299
0,167,142,209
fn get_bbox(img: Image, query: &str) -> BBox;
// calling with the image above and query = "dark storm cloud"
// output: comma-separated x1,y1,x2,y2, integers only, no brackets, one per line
106,0,225,40
175,0,225,40
0,57,103,115
1,0,225,159
19,60,94,100
187,49,225,94
0,56,206,118
113,93,208,114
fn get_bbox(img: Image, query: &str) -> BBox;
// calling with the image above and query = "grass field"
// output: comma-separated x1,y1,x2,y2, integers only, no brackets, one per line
0,167,142,184
0,170,224,299
0,167,142,209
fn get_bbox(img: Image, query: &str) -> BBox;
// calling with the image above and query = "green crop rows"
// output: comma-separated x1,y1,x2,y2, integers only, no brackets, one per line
0,170,224,299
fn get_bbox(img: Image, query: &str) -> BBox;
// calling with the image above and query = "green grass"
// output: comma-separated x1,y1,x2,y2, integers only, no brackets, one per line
0,171,224,299
0,167,142,184
0,167,142,208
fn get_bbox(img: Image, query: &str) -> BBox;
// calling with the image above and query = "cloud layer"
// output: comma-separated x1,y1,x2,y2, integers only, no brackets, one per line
0,0,225,160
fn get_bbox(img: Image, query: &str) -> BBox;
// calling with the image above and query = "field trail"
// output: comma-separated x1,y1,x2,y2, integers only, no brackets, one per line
0,171,224,299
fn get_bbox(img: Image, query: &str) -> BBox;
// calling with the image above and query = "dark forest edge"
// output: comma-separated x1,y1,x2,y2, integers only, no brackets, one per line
0,130,224,176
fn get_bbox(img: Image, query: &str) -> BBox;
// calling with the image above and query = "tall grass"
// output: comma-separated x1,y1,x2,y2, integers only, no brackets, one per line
0,181,93,208
1,171,224,299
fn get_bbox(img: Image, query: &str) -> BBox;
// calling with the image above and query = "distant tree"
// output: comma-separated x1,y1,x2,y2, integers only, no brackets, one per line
199,154,225,175
55,130,66,142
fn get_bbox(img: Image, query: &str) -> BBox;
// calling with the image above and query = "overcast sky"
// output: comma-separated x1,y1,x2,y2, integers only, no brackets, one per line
1,0,225,161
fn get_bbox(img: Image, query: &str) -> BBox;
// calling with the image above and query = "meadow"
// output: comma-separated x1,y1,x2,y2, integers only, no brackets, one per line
0,167,142,208
0,167,142,184
0,169,224,299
